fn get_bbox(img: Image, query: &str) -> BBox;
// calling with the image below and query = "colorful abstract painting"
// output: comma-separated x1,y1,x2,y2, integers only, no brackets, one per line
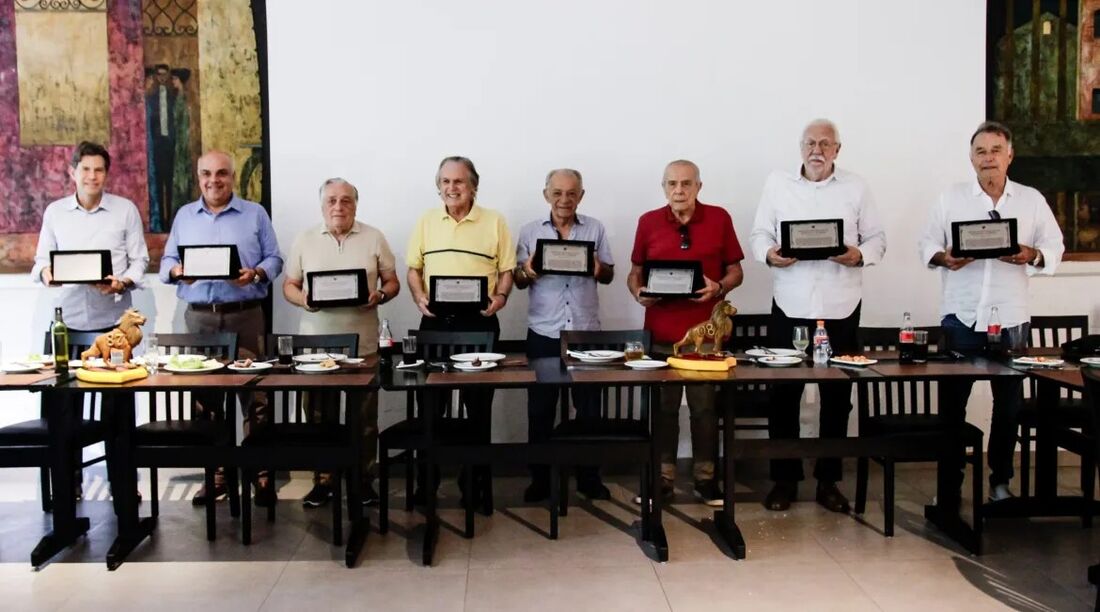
0,0,269,272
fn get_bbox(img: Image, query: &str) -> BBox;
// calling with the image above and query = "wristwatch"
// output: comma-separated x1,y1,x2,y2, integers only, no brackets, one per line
378,290,388,304
252,270,264,284
1030,250,1043,267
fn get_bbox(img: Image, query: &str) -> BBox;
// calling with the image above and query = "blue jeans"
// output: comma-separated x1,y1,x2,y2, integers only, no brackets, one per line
939,314,1027,488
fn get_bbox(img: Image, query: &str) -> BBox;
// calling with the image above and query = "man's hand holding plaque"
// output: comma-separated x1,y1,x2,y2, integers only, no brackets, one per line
950,218,1020,259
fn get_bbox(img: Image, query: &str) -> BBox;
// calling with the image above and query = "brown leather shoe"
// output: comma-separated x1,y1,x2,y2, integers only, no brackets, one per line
815,481,851,513
764,481,796,511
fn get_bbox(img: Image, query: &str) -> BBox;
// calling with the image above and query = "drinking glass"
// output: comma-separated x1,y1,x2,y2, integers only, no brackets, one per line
912,330,929,363
277,336,294,365
792,326,810,355
624,341,645,362
145,334,159,374
401,336,418,365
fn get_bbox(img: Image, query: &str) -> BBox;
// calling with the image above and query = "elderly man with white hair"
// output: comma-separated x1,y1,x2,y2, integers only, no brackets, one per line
750,119,887,513
283,177,401,508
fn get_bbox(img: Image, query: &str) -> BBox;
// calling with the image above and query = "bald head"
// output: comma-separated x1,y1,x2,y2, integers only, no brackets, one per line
197,150,236,209
662,159,701,184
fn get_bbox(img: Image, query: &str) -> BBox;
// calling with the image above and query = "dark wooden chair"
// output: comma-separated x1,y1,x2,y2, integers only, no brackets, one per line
853,327,984,543
130,332,241,541
241,333,360,545
551,330,653,539
720,314,774,434
3,331,104,513
1079,367,1100,608
378,330,496,538
1018,315,1092,528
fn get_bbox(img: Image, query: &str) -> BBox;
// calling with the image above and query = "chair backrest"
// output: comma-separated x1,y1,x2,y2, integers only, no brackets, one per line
1029,315,1089,348
145,333,239,422
859,377,939,420
261,333,359,424
1082,368,1100,467
859,326,943,352
559,330,651,421
410,330,494,361
264,333,359,357
727,314,770,352
42,330,100,359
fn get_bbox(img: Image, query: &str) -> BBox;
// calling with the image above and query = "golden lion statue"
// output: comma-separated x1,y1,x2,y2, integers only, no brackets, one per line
673,301,737,356
80,309,147,363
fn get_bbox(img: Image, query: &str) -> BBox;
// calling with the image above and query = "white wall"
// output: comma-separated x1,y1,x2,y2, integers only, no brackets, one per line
3,0,1098,450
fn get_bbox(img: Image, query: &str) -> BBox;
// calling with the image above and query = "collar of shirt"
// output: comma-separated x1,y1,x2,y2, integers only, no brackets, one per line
438,203,481,224
970,177,1016,206
196,194,243,217
663,202,706,225
65,194,114,214
320,221,362,237
792,164,841,187
541,213,584,238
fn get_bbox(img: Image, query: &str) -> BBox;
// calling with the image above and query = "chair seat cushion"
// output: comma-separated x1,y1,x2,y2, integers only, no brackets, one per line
1018,398,1090,429
379,418,485,445
551,418,649,441
862,414,983,440
0,418,106,445
134,419,232,446
242,422,348,447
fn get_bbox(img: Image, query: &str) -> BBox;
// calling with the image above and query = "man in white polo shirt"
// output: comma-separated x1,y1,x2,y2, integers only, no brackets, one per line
283,177,400,507
919,120,1064,505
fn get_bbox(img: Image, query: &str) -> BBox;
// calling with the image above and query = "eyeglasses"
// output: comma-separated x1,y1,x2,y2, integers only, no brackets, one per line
988,209,1001,220
679,224,691,250
801,139,837,152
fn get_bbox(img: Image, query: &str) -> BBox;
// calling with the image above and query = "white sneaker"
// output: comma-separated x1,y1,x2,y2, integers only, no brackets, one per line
989,484,1014,502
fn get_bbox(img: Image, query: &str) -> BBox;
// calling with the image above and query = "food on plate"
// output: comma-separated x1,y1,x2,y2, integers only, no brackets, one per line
472,356,482,366
234,358,254,368
319,358,337,368
168,355,207,370
835,355,872,363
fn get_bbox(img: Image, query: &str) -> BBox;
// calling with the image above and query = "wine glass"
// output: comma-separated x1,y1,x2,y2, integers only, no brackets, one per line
145,334,159,374
792,326,810,356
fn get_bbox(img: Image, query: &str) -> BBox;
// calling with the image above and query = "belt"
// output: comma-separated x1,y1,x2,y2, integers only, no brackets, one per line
188,300,262,313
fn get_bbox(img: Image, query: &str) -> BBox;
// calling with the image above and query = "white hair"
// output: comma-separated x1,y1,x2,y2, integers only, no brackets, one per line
802,118,841,144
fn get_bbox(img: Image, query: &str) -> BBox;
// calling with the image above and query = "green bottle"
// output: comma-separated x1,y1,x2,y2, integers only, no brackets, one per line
52,307,69,374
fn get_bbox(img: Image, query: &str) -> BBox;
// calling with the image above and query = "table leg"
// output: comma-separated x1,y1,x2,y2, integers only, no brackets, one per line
104,393,154,570
647,386,668,562
31,391,90,567
421,390,439,566
1035,379,1059,500
345,390,367,567
714,391,745,559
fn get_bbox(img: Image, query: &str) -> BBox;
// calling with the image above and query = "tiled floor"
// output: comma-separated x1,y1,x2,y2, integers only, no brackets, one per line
0,464,1095,611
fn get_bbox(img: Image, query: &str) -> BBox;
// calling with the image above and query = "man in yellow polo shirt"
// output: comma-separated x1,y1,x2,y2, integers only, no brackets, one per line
406,156,515,512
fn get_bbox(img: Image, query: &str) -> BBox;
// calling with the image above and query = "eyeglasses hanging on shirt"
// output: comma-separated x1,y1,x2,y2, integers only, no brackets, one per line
679,224,691,250
988,209,1001,220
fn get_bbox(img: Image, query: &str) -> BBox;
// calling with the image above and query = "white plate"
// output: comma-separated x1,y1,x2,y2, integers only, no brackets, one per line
2,363,43,373
450,352,506,363
340,357,364,365
1013,356,1065,366
396,359,424,369
745,348,803,358
568,350,624,363
757,356,803,367
624,359,668,370
295,363,340,374
70,358,104,369
164,360,224,374
1081,357,1100,367
227,361,274,372
24,354,54,365
453,361,498,372
136,353,205,366
293,353,347,363
830,357,878,367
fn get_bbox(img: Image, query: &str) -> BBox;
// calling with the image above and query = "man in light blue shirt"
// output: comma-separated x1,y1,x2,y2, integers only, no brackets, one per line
160,149,283,506
514,168,614,502
32,141,149,332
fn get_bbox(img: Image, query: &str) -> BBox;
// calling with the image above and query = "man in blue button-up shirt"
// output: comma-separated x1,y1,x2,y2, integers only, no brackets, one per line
160,149,283,506
514,168,614,502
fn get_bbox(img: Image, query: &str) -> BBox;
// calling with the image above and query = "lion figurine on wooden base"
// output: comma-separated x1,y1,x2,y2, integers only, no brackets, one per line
80,309,147,363
672,301,737,356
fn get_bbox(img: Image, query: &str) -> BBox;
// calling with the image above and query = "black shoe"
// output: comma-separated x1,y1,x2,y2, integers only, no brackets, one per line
254,482,277,508
363,482,380,506
577,479,612,501
764,481,796,511
302,484,332,508
191,483,227,506
815,481,850,513
693,479,724,507
524,478,550,503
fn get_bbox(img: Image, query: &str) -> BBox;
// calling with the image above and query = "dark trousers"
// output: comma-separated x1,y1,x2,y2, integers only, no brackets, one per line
767,301,859,484
525,329,601,485
939,314,1027,489
417,313,499,495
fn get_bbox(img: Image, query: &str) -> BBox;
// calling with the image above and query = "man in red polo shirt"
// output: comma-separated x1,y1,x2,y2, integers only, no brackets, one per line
627,160,744,505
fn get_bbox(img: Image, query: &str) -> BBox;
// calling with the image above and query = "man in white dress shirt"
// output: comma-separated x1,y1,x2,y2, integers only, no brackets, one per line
32,141,150,332
750,119,886,513
918,120,1064,504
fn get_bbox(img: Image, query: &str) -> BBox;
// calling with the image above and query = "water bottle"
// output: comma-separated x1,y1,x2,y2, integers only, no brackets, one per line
51,307,69,375
899,311,915,363
378,319,394,369
812,320,831,366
